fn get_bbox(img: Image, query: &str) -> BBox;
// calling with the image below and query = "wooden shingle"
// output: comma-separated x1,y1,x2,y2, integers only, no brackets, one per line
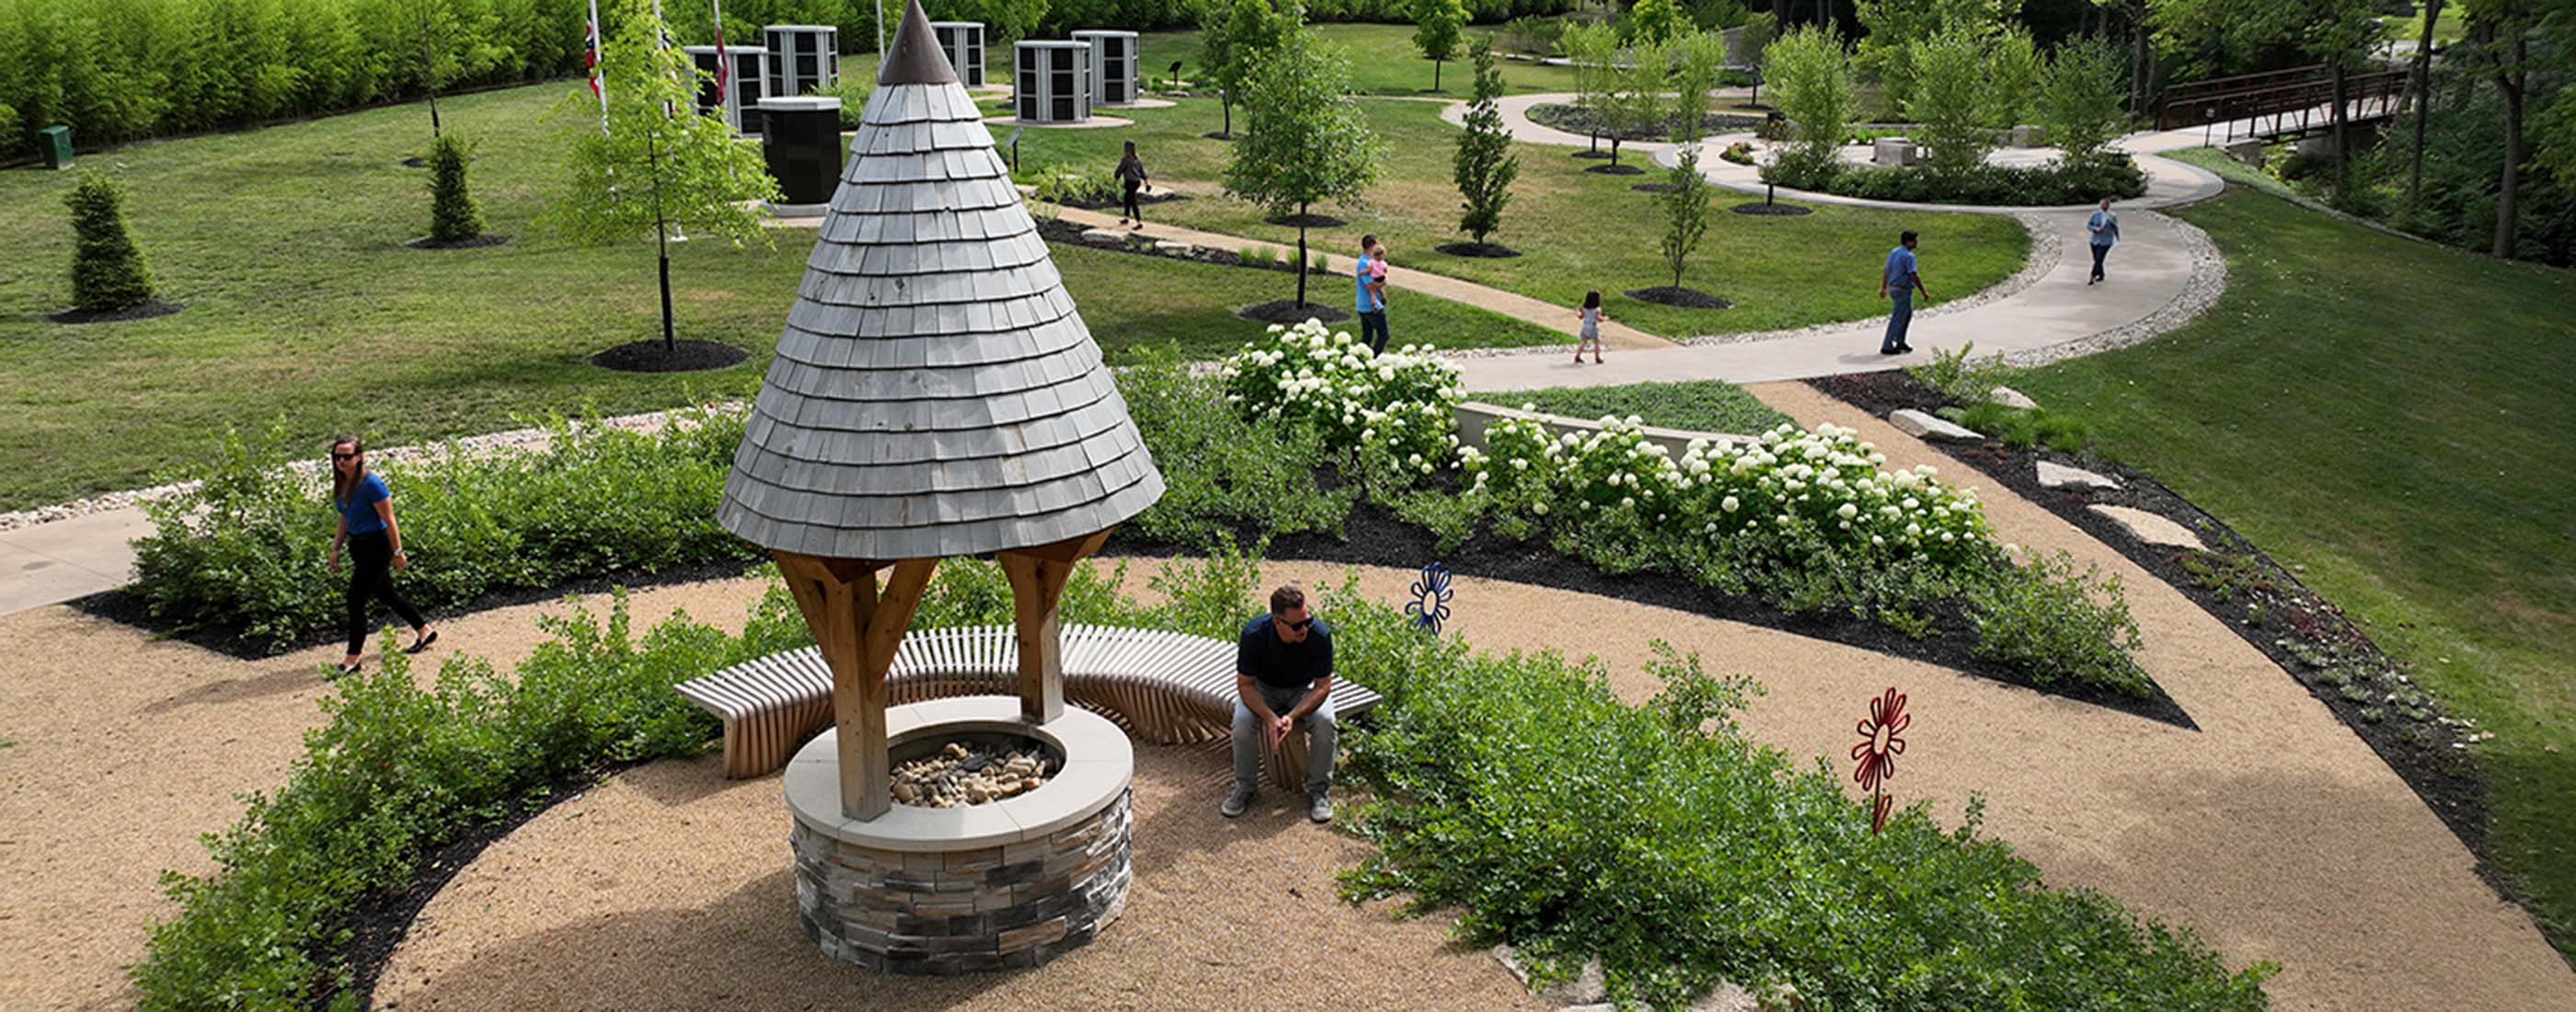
718,0,1161,561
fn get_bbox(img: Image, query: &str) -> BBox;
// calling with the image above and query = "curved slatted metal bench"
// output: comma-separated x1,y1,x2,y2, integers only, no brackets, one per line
676,624,1381,790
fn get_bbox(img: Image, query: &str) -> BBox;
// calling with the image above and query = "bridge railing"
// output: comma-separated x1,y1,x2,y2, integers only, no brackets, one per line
2156,69,2409,141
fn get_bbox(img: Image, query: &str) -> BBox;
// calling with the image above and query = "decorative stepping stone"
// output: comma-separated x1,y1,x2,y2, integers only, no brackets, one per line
1078,227,1126,245
2087,504,2205,550
1989,385,2039,409
1154,240,1195,254
1494,946,1607,1005
1890,408,1983,443
2037,460,2121,490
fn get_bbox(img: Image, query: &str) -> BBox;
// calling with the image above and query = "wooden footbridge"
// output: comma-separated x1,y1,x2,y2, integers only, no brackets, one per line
2156,64,2409,144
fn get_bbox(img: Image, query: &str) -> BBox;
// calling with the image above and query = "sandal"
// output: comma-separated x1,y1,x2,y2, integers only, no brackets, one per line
403,629,440,655
331,662,362,678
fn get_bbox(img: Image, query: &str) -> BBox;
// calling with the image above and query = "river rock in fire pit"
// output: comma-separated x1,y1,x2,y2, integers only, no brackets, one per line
891,740,1056,808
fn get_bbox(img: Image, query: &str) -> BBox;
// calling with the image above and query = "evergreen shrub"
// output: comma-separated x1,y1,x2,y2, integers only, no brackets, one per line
65,170,154,313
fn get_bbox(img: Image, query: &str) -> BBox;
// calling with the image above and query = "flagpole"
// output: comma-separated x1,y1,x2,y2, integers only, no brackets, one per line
587,0,607,135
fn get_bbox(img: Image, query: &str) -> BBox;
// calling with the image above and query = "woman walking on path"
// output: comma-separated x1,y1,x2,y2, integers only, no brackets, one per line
1115,141,1149,229
328,438,435,676
1573,291,1606,363
2087,197,2121,284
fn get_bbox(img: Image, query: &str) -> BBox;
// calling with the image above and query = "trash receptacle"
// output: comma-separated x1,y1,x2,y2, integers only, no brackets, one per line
39,126,73,170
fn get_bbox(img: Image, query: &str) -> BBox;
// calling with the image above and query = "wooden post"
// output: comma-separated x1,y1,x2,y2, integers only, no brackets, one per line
996,529,1110,725
775,550,938,821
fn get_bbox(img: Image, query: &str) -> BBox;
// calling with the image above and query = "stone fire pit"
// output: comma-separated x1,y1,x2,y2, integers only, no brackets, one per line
786,696,1134,974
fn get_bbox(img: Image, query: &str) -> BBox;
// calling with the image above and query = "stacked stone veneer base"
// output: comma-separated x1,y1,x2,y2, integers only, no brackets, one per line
782,697,1136,975
792,788,1132,974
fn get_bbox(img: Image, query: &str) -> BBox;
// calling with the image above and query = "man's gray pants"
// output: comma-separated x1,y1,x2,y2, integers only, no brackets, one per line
1232,683,1337,797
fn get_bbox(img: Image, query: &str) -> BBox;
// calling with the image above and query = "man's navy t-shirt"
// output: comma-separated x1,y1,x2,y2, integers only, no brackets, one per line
1238,615,1333,690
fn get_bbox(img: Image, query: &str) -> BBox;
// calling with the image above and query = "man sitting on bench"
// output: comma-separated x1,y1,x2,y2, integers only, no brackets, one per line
1223,585,1338,823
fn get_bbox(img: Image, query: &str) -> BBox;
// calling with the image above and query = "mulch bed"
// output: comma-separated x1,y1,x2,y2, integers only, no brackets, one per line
1265,212,1348,228
1527,104,1767,144
47,300,185,325
404,234,510,250
68,556,771,662
1433,242,1522,259
589,339,751,374
1200,131,1236,141
1731,201,1814,216
1237,300,1351,325
1626,286,1732,309
1103,490,2194,730
1585,163,1648,176
1051,190,1188,213
1031,218,1328,280
1805,369,2507,895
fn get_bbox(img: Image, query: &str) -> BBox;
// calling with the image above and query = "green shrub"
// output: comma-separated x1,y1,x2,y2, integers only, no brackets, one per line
1963,549,2148,695
1949,401,2094,453
131,406,758,650
65,169,154,313
1334,592,2271,1008
1120,344,1350,550
1906,340,2018,406
1766,155,2149,206
425,132,482,242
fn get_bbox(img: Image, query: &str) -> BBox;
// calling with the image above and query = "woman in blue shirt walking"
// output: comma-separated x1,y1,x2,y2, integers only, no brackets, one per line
327,437,434,675
2087,197,2122,284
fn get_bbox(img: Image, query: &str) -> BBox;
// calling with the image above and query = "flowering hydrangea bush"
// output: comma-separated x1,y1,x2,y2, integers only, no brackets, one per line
1218,318,1464,475
1466,414,1991,568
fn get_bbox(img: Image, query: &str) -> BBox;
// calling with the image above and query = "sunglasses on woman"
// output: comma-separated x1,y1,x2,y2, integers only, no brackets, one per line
331,452,357,461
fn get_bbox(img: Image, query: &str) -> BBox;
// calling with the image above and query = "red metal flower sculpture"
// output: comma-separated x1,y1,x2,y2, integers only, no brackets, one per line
1850,685,1909,834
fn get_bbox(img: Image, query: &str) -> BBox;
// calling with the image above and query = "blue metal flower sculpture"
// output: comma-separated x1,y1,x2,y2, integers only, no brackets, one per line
1405,561,1454,634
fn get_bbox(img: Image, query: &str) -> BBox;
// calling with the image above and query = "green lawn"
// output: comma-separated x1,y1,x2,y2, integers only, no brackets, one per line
0,81,1558,512
2009,183,2576,957
1494,380,1793,436
2380,6,2468,46
1000,96,2029,340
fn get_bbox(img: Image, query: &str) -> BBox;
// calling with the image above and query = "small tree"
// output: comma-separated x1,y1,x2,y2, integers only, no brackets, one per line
1855,0,2015,111
1671,29,1731,144
2039,35,2129,169
1208,0,1289,138
1630,0,1685,44
1600,37,1671,166
65,171,154,314
426,132,483,242
1455,39,1521,246
403,0,506,138
1763,25,1854,176
548,0,777,354
1562,20,1622,155
1413,0,1466,91
1225,26,1381,309
1686,0,1750,30
1656,142,1713,292
1904,23,2035,175
1737,11,1775,105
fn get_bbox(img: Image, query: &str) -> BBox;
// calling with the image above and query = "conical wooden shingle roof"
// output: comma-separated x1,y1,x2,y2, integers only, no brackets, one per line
719,0,1163,561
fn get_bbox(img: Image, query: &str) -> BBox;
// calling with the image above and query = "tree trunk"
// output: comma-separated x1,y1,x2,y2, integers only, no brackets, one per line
650,132,676,353
2406,0,2443,207
1611,137,1622,167
2128,2,2152,115
1433,58,1443,92
2493,36,2525,259
1223,98,1233,137
1295,204,1309,307
429,92,443,138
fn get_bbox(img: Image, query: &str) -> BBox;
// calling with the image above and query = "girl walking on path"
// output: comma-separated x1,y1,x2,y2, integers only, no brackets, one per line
2087,197,2121,284
328,437,435,676
1115,141,1149,229
1574,291,1606,363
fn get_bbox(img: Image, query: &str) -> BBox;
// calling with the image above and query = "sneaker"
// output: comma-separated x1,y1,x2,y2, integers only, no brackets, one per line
1221,785,1255,818
1307,792,1333,823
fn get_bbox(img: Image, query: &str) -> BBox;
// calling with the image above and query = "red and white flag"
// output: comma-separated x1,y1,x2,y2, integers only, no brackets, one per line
711,0,730,94
584,0,607,132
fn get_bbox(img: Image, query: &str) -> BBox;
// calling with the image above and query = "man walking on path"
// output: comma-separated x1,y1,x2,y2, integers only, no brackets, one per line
1224,585,1339,823
1356,235,1390,354
1880,230,1928,354
2087,198,2121,284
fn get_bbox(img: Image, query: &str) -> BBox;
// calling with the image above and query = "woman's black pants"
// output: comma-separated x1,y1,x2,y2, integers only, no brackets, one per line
345,531,424,655
1121,181,1143,223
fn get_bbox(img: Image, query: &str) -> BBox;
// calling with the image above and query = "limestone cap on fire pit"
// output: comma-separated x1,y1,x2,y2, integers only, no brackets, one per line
786,696,1133,852
713,0,1163,823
